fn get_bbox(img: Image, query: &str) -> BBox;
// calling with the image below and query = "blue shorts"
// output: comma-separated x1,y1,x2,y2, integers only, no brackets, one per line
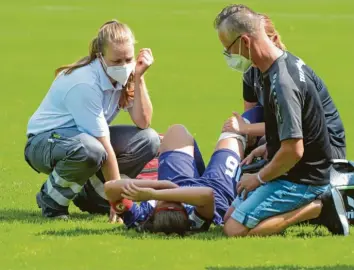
231,180,328,229
158,149,241,219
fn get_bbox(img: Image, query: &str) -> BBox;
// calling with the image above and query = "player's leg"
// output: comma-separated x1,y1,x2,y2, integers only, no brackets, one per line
224,180,327,236
158,124,201,181
160,124,194,155
196,131,246,222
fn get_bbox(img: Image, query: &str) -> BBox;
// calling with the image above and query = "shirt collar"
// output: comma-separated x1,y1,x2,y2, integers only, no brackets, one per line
92,58,123,91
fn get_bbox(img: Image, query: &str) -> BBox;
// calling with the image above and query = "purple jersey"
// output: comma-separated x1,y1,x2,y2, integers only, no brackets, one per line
122,149,241,231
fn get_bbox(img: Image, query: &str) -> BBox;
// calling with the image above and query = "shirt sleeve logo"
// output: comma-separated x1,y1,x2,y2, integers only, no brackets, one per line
270,73,283,124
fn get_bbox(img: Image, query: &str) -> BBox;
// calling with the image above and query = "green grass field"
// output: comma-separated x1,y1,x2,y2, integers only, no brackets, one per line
1,0,354,269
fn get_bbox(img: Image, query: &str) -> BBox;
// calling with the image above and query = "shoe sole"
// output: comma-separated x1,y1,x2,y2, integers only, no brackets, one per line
36,193,69,220
331,187,350,236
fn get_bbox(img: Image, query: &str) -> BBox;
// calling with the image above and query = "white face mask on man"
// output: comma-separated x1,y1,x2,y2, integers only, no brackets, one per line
224,39,252,73
100,55,135,86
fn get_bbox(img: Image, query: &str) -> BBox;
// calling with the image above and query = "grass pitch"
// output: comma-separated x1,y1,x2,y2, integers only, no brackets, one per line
0,0,354,269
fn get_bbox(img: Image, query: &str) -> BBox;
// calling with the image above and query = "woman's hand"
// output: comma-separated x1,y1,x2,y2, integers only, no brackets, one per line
135,48,154,77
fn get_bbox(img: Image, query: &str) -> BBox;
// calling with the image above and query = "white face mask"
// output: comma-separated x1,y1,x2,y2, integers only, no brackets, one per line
224,41,252,73
101,56,135,86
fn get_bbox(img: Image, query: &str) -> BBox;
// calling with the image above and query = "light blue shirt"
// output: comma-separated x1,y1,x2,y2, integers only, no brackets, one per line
27,59,132,137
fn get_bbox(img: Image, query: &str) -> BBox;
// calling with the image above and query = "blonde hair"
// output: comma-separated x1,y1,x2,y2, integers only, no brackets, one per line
55,20,135,108
261,14,286,50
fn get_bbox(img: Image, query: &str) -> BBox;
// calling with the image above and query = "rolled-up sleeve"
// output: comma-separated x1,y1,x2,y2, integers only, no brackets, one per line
64,83,109,137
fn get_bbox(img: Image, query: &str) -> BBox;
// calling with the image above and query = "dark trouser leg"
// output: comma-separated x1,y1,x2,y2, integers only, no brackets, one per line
73,125,160,214
24,128,107,217
331,144,346,159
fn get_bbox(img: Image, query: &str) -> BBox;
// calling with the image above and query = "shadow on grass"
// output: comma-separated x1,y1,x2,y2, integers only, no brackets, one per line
37,226,125,237
206,266,353,270
0,208,103,224
0,209,332,239
36,224,331,240
36,225,223,239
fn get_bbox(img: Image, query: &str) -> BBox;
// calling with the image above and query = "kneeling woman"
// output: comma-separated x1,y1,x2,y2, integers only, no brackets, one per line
25,20,160,219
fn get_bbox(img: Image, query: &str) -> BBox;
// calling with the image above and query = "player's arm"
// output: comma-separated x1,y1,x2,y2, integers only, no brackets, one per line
243,122,265,137
258,82,304,182
104,179,178,203
242,74,265,136
121,184,215,220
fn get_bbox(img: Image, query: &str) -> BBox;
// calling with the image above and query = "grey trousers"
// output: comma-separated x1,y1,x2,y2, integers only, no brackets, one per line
24,125,160,216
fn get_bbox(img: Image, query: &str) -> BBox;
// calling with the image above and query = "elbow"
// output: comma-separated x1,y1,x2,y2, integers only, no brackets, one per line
282,139,304,163
138,122,150,129
294,147,304,161
135,116,151,129
293,142,304,161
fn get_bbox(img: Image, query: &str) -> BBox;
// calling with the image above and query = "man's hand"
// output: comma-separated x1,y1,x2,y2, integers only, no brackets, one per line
222,112,248,135
121,182,156,201
236,173,260,200
135,48,154,78
241,144,268,165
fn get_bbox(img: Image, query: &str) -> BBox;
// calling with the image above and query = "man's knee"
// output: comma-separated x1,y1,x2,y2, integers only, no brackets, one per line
223,218,249,237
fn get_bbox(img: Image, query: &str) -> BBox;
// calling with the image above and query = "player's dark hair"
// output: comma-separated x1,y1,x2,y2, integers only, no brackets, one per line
137,205,191,236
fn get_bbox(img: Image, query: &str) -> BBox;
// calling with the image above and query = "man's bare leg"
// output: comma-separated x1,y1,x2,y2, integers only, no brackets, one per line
223,200,322,237
248,200,322,236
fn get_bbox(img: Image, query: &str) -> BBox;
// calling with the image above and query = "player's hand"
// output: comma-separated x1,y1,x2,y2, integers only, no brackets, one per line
121,182,155,201
109,207,124,224
236,173,260,200
222,112,248,135
135,48,154,77
241,144,268,165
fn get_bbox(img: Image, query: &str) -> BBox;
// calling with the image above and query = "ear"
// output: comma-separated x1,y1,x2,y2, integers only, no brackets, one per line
241,35,251,49
272,35,278,43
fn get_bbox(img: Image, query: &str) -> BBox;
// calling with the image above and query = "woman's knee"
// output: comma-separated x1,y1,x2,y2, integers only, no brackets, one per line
76,134,108,171
139,127,161,157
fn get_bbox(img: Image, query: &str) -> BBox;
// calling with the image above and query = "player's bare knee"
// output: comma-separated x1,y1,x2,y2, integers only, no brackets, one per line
160,124,194,153
223,219,249,237
215,136,244,159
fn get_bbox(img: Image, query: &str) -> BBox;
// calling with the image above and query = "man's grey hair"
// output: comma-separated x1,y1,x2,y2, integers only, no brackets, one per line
214,4,262,38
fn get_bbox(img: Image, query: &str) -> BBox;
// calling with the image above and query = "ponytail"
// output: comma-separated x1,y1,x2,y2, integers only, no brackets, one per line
55,37,101,76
